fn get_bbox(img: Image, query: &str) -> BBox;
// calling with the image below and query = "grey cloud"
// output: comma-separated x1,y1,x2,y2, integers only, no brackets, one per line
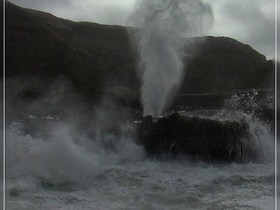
208,0,275,59
9,0,73,11
9,0,134,25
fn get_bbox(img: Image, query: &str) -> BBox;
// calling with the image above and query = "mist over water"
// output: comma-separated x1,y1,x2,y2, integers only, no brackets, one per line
131,0,213,117
5,78,275,209
6,100,145,186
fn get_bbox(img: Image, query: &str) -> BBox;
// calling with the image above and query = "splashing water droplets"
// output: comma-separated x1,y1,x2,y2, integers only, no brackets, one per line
131,0,213,117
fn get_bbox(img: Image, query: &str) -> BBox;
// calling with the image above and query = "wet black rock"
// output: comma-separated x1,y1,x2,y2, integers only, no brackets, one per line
138,113,259,163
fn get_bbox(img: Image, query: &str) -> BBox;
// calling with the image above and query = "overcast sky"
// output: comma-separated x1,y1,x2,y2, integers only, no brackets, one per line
9,0,277,59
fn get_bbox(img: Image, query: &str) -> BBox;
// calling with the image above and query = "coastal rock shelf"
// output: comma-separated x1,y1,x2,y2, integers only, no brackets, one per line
137,113,262,163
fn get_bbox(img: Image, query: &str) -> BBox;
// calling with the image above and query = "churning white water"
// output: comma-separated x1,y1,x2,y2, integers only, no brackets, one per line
5,103,275,210
6,160,275,210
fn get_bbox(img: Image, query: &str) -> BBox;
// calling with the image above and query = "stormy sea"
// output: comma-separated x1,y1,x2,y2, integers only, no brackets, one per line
5,91,275,210
4,0,276,209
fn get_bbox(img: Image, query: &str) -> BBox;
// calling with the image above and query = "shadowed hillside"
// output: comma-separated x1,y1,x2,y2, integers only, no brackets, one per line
6,1,273,107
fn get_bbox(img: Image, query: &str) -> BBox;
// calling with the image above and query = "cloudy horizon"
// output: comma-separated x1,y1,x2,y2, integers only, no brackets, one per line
8,0,277,59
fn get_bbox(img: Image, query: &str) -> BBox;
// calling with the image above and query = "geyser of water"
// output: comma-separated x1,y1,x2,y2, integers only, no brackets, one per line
131,0,213,118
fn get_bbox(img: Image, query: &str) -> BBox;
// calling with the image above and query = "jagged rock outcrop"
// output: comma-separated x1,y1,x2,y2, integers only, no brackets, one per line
137,113,261,162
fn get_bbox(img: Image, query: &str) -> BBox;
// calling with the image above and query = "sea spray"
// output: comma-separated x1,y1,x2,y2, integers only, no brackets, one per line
6,99,144,185
220,93,274,162
131,0,213,118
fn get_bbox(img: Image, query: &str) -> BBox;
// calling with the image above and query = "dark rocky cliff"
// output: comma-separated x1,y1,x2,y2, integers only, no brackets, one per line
6,1,273,106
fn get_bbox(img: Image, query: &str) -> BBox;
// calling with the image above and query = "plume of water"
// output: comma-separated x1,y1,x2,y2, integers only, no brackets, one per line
131,0,213,117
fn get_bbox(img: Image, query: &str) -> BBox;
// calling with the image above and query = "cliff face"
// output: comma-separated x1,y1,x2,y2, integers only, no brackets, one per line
6,2,273,104
181,37,273,94
6,2,139,100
